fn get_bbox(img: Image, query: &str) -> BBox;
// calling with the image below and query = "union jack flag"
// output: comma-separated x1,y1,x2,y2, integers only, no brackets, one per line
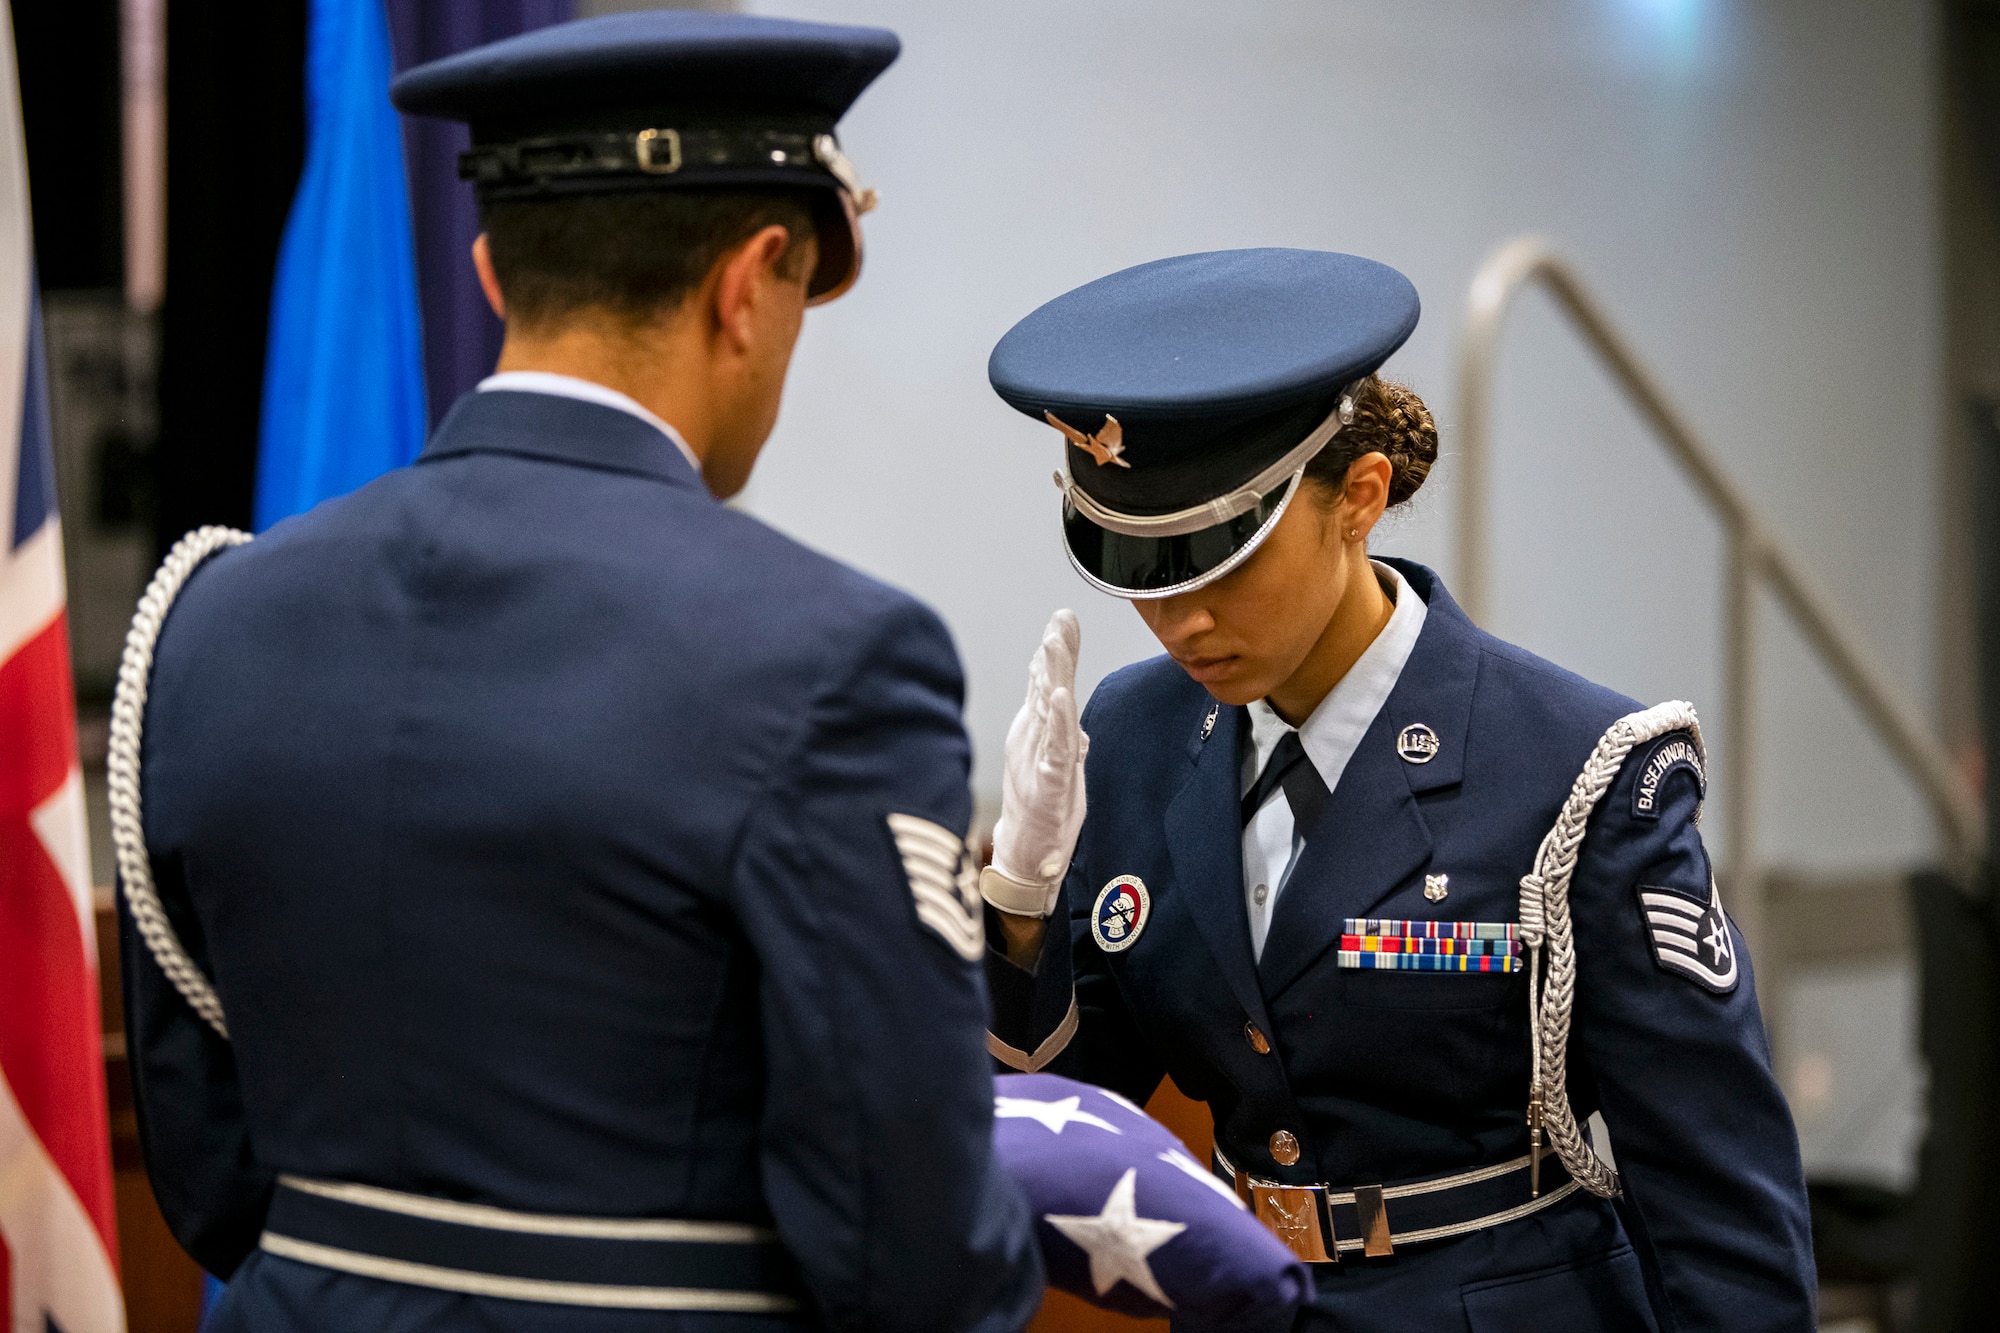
0,8,124,1328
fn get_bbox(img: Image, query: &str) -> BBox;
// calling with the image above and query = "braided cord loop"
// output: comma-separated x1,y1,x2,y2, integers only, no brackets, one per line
1518,700,1704,1199
108,526,253,1040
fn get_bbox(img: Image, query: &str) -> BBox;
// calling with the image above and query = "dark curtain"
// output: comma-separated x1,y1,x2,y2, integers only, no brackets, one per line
1912,864,2000,1332
11,0,123,291
1956,1,2000,205
386,1,571,428
154,0,309,554
1911,400,2000,1331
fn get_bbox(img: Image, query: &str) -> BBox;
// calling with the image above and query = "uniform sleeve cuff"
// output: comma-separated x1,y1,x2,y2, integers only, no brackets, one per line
984,905,1077,1072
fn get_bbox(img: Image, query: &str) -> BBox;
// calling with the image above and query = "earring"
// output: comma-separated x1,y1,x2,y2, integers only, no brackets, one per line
1348,528,1358,540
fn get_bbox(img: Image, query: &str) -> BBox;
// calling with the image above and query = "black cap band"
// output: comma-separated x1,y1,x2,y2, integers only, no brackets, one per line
462,125,872,304
460,125,845,199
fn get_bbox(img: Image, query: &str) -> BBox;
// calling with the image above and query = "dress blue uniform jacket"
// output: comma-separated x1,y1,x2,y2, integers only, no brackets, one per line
121,389,1042,1333
988,560,1814,1332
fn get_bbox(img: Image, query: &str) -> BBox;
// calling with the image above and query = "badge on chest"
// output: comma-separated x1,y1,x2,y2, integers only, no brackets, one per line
1091,875,1153,953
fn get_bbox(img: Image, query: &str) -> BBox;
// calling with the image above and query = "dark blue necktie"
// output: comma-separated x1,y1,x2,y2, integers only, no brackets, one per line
1240,730,1330,833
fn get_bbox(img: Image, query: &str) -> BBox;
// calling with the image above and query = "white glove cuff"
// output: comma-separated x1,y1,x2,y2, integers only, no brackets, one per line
980,864,1055,918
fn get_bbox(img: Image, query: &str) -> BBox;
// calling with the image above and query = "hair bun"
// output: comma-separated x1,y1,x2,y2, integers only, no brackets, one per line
1353,375,1437,506
1298,374,1439,510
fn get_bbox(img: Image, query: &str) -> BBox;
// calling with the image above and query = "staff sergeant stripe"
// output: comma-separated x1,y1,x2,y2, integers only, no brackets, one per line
1637,884,1740,994
1640,894,1706,961
887,814,984,962
1645,910,1699,931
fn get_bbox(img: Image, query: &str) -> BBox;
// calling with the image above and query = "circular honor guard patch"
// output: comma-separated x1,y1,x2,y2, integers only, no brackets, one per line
1396,722,1440,764
1091,875,1152,953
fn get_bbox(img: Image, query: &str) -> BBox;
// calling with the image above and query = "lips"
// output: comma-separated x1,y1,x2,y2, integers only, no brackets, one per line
1173,653,1237,684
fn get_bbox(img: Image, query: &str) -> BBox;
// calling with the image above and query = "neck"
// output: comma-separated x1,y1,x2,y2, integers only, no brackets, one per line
494,310,716,462
1265,550,1393,726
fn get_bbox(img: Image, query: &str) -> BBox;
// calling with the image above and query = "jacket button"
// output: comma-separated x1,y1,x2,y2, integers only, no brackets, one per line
1269,1130,1301,1165
1244,1021,1271,1055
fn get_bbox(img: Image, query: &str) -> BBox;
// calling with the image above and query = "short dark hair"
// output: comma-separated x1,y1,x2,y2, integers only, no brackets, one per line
481,188,818,330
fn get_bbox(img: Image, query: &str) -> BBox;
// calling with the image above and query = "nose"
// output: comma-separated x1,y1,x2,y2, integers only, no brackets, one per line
1137,592,1214,650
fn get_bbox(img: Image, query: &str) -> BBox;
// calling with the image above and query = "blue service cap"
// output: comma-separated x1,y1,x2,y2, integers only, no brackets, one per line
988,249,1420,597
390,11,900,303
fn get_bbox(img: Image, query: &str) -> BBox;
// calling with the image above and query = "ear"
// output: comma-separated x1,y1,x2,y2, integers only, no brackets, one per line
472,234,505,319
1340,452,1395,541
713,224,798,350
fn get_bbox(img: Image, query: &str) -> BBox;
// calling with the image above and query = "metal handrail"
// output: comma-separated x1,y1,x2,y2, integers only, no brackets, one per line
1454,237,1984,943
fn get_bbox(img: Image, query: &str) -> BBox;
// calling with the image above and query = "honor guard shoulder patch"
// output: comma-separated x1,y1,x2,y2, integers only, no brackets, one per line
1632,732,1705,820
1638,880,1738,993
1092,875,1152,953
886,814,984,962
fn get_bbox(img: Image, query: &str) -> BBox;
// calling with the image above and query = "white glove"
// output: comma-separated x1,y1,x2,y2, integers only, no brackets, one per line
982,610,1089,918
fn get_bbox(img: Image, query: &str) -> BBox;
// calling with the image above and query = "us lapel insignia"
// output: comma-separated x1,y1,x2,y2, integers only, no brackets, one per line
1424,873,1449,903
885,813,984,962
1091,875,1152,953
1637,878,1738,993
1396,723,1440,764
1046,410,1132,469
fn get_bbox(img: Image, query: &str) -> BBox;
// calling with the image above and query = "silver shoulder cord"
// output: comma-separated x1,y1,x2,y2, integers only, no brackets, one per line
107,526,254,1040
1517,700,1705,1199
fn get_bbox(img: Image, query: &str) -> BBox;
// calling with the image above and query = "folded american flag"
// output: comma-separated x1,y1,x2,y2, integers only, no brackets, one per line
992,1072,1313,1323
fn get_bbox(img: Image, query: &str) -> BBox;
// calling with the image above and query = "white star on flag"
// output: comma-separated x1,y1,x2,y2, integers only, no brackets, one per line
994,1094,1121,1135
1044,1167,1187,1308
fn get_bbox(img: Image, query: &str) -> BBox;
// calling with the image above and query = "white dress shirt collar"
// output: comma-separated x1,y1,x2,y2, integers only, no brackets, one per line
1244,561,1430,794
1239,561,1429,959
477,371,702,476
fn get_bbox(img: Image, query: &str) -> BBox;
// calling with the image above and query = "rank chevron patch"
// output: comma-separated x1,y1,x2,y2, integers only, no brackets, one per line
886,813,984,962
1638,880,1739,994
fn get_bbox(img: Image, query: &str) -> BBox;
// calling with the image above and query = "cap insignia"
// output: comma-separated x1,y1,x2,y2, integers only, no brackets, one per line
1045,411,1131,469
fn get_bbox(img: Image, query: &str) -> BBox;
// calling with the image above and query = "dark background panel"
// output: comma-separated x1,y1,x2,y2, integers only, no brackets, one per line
154,0,308,553
12,0,124,291
387,0,572,426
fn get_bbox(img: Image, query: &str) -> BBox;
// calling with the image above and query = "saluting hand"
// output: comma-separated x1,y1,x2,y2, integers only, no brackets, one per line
983,610,1089,923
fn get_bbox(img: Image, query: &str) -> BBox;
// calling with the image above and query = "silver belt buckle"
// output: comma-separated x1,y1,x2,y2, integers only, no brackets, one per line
1243,1176,1337,1263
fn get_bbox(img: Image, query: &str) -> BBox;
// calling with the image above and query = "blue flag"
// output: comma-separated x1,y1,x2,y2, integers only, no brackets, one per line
255,0,426,531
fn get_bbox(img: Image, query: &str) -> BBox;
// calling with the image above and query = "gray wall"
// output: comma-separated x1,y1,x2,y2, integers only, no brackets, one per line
741,0,1945,878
